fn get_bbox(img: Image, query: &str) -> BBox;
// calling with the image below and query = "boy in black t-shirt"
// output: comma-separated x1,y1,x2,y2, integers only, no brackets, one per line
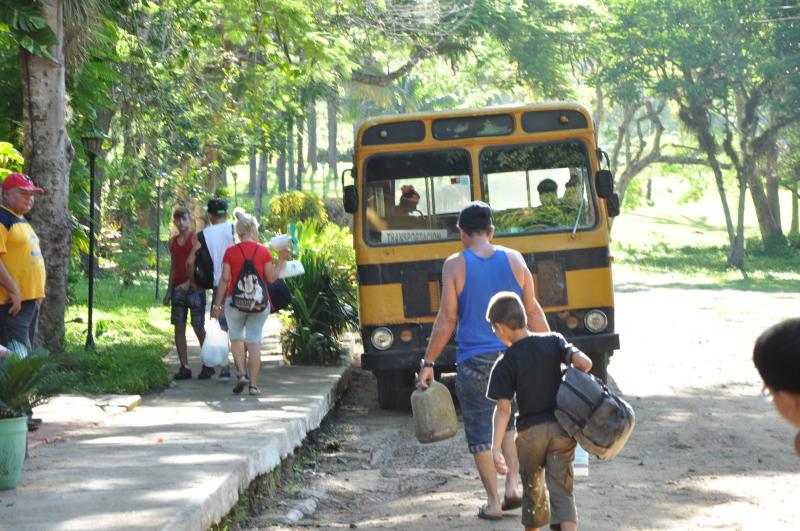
486,291,592,531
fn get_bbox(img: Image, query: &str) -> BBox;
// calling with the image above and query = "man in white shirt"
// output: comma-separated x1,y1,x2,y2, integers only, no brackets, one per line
188,198,235,381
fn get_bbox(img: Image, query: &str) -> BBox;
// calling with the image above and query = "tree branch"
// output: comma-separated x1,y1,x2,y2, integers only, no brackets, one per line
350,46,432,86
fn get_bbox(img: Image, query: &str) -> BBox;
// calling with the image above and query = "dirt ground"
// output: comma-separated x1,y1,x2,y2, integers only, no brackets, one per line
252,288,800,530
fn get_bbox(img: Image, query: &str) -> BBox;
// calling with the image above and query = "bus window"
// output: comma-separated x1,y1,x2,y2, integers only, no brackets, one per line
363,149,472,245
480,141,596,234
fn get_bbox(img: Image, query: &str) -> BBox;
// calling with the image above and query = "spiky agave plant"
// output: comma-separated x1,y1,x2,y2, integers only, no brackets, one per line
0,345,65,420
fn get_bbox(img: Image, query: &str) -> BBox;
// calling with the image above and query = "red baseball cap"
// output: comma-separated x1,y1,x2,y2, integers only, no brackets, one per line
3,173,44,194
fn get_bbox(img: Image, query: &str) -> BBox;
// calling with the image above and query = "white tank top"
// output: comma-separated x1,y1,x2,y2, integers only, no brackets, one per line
202,221,235,286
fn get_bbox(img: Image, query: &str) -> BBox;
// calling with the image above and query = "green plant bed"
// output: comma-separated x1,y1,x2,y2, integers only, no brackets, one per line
65,273,173,394
280,222,357,365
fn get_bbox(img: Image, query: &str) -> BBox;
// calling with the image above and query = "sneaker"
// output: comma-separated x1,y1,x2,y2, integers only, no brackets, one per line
197,365,216,380
174,366,192,380
217,366,231,382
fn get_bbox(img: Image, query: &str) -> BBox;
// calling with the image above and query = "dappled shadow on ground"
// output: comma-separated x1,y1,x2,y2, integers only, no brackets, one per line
254,368,799,530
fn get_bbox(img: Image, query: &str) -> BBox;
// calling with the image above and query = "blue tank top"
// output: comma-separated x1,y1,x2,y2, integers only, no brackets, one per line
456,247,523,363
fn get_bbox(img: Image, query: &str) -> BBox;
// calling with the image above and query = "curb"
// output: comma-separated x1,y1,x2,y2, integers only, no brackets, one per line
162,363,353,531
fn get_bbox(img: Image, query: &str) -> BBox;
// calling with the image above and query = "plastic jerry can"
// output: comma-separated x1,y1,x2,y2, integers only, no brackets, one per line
411,380,458,443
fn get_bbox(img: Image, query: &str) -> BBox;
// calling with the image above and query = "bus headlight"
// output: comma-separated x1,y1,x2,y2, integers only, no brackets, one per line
584,310,608,333
371,327,394,350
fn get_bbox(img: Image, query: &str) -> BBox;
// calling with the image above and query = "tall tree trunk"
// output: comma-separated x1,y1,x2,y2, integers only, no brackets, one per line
307,100,317,175
287,118,296,191
255,149,266,220
20,0,72,352
219,163,227,187
326,96,338,198
763,129,781,231
790,180,799,238
94,108,114,226
248,145,257,196
678,104,742,269
297,117,305,191
277,145,287,194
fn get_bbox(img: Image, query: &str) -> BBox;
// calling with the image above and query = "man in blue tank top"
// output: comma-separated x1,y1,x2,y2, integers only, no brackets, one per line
418,201,550,521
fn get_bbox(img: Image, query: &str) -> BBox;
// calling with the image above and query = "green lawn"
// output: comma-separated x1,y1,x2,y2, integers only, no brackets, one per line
63,272,173,394
612,174,800,292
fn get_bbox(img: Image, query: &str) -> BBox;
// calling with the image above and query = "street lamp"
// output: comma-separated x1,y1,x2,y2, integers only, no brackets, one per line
155,172,166,301
81,129,104,349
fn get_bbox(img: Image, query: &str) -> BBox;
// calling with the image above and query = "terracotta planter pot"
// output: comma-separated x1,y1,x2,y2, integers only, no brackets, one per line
0,416,27,490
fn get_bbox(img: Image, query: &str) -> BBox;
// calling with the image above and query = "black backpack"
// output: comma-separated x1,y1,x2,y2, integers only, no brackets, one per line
267,279,292,313
193,231,214,289
231,244,268,312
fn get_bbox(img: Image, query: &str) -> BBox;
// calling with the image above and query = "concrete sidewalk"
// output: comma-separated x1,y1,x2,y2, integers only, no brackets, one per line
0,317,351,530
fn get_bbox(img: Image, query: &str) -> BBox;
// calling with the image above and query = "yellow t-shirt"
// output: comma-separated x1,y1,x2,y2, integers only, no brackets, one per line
0,205,46,302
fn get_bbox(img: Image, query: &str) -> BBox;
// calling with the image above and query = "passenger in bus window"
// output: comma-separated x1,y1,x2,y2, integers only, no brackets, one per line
395,185,423,217
417,201,550,521
531,179,567,227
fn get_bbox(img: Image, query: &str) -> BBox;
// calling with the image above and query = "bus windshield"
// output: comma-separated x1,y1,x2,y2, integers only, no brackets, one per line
363,149,472,245
480,140,596,235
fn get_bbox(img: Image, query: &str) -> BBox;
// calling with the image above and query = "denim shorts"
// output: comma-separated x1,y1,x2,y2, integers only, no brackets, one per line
170,288,206,327
0,299,39,353
223,298,269,343
455,351,517,454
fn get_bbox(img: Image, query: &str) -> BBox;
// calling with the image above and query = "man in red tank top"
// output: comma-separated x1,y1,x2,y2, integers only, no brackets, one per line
163,207,207,379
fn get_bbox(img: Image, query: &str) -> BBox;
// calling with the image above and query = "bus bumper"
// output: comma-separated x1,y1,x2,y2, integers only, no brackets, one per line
361,346,457,372
360,327,619,372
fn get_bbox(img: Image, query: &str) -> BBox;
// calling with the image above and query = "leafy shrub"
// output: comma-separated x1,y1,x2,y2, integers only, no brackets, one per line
116,226,155,288
266,191,327,233
0,349,67,419
281,222,357,365
0,141,23,179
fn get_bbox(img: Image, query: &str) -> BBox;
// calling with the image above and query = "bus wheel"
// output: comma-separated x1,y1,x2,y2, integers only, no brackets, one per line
589,352,609,383
374,369,414,411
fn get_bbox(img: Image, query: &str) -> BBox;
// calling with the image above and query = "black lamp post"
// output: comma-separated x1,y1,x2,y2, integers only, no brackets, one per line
81,130,103,349
155,172,165,300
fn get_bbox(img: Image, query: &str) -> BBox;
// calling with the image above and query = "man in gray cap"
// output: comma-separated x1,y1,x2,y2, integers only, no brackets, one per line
417,200,549,521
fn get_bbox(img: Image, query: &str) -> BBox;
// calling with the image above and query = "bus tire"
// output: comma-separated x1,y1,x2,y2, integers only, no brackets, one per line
374,369,414,411
589,351,609,383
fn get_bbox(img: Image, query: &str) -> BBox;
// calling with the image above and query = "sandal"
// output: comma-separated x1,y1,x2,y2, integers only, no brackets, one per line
248,385,261,396
232,376,248,394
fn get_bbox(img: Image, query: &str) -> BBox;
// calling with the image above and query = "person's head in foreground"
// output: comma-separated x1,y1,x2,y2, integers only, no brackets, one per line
233,207,259,241
2,173,44,216
754,318,800,429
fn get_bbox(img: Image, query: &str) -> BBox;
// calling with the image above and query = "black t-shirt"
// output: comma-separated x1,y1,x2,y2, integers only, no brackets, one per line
486,333,577,431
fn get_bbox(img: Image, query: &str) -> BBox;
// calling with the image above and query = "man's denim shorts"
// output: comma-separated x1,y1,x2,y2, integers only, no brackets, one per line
170,288,206,327
455,351,516,454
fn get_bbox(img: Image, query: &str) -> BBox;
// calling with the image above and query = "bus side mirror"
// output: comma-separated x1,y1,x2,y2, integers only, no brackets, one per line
595,170,614,199
343,185,358,214
606,192,620,218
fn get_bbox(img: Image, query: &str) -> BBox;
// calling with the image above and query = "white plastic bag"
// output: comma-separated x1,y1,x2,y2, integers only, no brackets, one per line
200,320,229,367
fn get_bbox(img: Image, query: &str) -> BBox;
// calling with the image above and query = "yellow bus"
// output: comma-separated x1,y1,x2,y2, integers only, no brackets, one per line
342,102,620,409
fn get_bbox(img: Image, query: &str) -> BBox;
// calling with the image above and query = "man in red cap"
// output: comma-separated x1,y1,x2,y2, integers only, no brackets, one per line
0,173,46,430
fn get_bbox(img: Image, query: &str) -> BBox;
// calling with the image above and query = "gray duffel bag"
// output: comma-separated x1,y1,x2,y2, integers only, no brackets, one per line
554,355,635,461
